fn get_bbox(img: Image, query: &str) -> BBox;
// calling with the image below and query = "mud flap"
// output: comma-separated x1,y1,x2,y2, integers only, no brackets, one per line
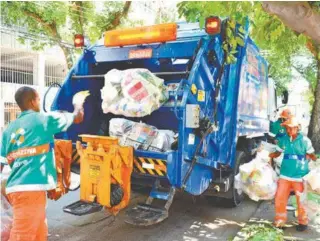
125,204,169,226
63,200,103,216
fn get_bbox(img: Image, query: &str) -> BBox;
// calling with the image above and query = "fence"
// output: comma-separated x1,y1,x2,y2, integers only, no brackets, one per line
0,30,69,135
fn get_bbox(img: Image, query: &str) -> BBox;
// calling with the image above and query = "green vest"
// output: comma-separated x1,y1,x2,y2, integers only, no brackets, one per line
277,134,314,181
0,110,74,194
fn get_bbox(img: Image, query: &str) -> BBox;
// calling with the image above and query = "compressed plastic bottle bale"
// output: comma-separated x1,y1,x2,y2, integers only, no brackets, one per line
149,130,175,152
109,118,134,137
109,118,175,153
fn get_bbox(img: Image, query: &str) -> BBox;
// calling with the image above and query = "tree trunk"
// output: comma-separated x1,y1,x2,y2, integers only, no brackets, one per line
262,2,320,44
308,47,320,153
60,45,74,70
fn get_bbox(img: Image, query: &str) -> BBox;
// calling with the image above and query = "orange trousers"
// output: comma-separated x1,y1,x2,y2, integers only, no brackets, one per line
7,191,47,241
275,179,308,226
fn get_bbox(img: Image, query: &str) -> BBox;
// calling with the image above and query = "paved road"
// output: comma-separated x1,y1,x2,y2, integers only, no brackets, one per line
47,188,259,241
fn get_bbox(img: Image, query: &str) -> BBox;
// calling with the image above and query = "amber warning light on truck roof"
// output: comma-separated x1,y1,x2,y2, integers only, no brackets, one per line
205,16,221,35
104,23,177,47
74,34,84,48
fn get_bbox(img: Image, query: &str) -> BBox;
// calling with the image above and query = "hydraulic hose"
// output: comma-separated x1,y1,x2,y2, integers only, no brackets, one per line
182,125,214,189
43,82,62,113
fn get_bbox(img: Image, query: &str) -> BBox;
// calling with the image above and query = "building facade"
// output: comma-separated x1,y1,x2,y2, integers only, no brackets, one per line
0,25,69,135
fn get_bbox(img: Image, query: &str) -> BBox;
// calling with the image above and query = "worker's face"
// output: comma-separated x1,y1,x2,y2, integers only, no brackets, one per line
30,92,40,112
286,126,299,137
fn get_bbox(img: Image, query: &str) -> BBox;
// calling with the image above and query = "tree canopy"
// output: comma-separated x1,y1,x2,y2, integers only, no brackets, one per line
178,1,320,152
178,2,307,88
1,1,132,68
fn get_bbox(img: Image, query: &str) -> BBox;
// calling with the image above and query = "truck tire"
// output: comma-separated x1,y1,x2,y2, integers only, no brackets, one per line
225,150,246,207
110,184,124,207
207,151,246,207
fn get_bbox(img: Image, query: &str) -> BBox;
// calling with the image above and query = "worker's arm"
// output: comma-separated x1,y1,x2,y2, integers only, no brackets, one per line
306,153,317,161
304,136,316,161
73,106,84,124
269,152,282,159
45,106,84,135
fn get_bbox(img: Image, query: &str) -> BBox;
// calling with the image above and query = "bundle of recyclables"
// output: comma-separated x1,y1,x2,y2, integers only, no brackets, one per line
235,150,278,201
109,118,175,153
101,68,168,117
304,159,320,195
292,190,320,224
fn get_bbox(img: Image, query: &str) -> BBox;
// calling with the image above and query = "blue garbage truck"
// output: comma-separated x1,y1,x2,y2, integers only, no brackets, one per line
49,17,282,226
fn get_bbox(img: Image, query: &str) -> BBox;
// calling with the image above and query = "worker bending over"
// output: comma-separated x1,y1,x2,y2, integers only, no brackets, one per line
0,87,84,241
270,117,316,231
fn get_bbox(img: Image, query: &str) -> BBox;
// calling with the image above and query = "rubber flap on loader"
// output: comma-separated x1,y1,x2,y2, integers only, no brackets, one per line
63,200,103,216
125,203,169,226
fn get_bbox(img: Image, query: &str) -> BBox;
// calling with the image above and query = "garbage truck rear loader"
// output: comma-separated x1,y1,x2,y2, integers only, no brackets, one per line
49,18,277,226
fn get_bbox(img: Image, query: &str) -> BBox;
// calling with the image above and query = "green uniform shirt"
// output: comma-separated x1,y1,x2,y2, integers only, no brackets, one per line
0,110,74,194
270,119,286,140
276,133,314,181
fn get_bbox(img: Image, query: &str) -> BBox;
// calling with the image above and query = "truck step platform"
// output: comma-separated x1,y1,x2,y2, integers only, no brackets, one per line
63,200,103,216
125,180,175,226
125,203,168,226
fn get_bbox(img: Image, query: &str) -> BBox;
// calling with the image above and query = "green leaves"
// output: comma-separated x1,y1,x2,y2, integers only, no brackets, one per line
223,19,246,64
1,1,133,68
242,224,284,241
199,17,205,28
177,1,316,90
236,36,245,46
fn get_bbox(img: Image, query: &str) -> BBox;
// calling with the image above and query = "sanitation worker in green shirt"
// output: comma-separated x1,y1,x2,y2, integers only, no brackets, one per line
0,86,84,241
270,108,293,142
269,117,317,232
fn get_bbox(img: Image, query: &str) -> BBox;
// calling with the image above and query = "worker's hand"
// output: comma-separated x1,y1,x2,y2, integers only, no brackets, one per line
269,152,281,159
73,107,84,124
306,153,317,161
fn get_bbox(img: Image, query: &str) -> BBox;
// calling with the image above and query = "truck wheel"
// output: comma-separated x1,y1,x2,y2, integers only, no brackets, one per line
225,150,247,207
110,184,124,207
207,151,247,207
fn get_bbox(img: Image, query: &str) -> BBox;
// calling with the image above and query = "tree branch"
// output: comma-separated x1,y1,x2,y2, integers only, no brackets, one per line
71,1,85,34
109,1,132,30
22,8,60,39
21,7,73,68
262,1,320,44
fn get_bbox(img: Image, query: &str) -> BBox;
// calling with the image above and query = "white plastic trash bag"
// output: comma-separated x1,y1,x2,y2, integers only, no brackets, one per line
235,150,278,201
72,90,90,109
304,169,320,195
101,69,168,117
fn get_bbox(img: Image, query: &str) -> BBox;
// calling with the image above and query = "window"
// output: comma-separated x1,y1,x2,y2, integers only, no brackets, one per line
4,103,20,127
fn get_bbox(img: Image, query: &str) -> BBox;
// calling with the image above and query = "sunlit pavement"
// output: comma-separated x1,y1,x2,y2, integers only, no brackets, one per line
47,176,259,241
233,201,320,241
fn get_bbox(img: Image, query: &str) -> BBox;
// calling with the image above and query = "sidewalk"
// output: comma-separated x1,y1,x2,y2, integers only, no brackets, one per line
233,201,320,241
